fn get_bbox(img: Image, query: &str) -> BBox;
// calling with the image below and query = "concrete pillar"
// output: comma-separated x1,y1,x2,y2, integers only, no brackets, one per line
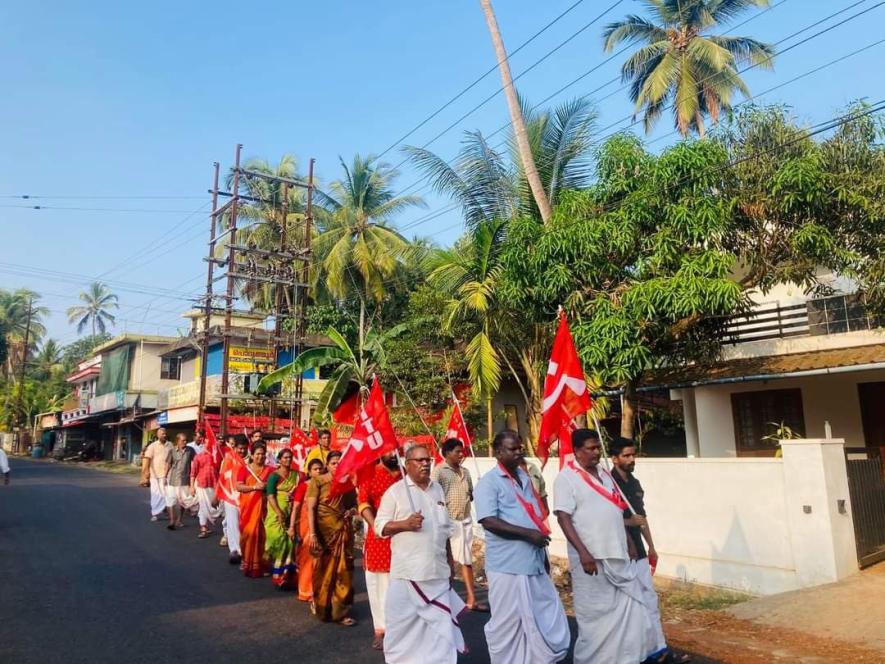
780,438,858,587
671,389,700,457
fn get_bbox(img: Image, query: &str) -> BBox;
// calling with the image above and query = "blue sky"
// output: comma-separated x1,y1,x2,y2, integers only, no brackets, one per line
1,0,882,344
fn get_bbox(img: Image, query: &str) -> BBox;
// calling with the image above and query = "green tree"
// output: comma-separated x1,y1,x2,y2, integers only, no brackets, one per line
0,289,47,379
32,339,63,379
258,324,406,424
66,282,118,338
60,333,112,373
313,154,424,350
603,0,775,137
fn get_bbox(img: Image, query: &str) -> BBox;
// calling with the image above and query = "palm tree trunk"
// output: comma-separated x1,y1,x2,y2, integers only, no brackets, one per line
91,316,96,340
479,0,553,224
358,296,366,357
621,379,637,438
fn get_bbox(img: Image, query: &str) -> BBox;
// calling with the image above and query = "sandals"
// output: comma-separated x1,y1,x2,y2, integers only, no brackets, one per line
198,530,212,539
340,617,356,627
467,602,490,613
371,633,384,650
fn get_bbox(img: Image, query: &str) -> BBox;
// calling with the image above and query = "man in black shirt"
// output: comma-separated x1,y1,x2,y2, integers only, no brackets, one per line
610,437,684,663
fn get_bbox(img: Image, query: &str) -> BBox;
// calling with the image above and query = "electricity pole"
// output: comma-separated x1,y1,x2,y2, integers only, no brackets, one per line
14,296,34,453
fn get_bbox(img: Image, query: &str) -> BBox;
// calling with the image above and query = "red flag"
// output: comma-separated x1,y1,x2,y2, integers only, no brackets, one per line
538,310,592,468
216,448,247,506
288,426,316,470
333,391,360,425
204,423,223,468
444,395,473,457
331,380,398,495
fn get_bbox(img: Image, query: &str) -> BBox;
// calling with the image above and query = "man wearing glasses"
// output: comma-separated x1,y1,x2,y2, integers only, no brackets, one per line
374,442,466,663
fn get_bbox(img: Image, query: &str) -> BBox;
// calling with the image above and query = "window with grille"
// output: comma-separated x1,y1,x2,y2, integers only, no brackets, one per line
731,388,805,452
161,357,181,380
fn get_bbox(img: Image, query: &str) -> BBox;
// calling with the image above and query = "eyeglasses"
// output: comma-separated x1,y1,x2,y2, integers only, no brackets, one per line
409,457,432,464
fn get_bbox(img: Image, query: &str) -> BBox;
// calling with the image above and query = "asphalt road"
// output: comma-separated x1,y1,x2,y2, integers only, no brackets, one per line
0,458,711,664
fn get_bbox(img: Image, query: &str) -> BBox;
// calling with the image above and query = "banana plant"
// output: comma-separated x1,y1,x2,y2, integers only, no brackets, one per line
257,324,406,423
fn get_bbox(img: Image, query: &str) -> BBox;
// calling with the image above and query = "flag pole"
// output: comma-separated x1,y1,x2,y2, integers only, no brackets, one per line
396,449,418,513
453,391,483,480
590,413,637,516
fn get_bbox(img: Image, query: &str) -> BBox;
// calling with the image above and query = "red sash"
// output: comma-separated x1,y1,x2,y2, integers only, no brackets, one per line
497,463,551,536
567,461,628,511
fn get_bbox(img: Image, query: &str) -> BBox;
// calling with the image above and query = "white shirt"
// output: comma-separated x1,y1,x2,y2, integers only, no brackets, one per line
0,448,8,474
553,464,629,561
374,476,453,582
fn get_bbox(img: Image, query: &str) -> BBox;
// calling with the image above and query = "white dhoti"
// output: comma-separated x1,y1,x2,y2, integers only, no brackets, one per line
485,570,570,664
571,558,658,664
149,477,166,516
635,557,667,654
164,484,198,510
195,486,222,527
383,578,466,664
222,502,240,554
449,518,473,566
365,570,390,632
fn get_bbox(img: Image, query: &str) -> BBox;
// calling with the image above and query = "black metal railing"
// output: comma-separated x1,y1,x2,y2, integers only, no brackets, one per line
724,293,882,344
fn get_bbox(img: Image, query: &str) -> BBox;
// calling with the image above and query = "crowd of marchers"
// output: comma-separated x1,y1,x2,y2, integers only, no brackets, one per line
139,426,690,664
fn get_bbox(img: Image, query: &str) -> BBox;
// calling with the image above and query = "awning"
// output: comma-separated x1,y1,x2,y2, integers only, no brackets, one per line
101,410,158,428
641,342,885,391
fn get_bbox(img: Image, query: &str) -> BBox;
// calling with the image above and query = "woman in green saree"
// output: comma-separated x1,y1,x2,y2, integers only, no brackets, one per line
306,450,358,626
264,448,299,590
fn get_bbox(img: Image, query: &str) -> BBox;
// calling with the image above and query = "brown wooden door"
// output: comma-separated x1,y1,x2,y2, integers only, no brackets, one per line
858,381,885,448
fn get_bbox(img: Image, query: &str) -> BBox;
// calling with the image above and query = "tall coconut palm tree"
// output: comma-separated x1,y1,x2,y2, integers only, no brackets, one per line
404,97,596,225
0,289,47,379
479,0,553,223
313,154,424,349
221,155,308,311
33,339,63,379
67,282,118,338
603,0,775,137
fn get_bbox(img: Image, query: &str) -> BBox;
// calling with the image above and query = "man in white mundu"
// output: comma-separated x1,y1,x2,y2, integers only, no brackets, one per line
474,429,570,664
216,436,249,564
374,442,466,664
142,428,172,521
554,428,661,664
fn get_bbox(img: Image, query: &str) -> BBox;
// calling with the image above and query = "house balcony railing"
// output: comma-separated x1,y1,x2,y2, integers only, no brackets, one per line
724,293,882,344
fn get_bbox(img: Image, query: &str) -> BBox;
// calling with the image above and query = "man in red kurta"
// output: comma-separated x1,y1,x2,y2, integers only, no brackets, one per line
358,452,402,651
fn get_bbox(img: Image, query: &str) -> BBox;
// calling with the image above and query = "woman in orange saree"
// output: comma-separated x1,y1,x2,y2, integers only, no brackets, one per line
306,451,358,626
236,442,273,578
293,457,325,602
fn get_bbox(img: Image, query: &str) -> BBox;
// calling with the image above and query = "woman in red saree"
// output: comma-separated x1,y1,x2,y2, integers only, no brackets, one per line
236,442,273,578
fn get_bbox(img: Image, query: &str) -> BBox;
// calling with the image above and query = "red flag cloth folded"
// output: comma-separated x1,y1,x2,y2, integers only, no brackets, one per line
331,380,399,496
287,426,316,470
444,397,473,457
203,423,223,469
537,310,592,468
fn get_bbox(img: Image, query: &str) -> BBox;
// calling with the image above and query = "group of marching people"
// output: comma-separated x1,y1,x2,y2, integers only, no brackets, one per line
141,423,690,664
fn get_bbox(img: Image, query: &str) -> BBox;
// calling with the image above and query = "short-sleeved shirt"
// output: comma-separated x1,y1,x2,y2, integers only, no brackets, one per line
0,448,9,474
374,477,453,582
612,470,647,559
190,451,218,488
553,465,630,562
523,461,547,499
304,446,331,470
358,463,402,572
167,446,194,487
432,463,473,521
474,465,547,576
144,440,172,479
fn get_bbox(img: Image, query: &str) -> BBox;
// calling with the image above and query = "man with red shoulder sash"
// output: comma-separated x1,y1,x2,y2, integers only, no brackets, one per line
374,442,466,663
555,429,686,664
474,429,570,664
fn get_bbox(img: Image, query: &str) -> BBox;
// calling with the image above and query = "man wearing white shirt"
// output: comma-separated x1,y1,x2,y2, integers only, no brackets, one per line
554,429,671,664
374,442,466,664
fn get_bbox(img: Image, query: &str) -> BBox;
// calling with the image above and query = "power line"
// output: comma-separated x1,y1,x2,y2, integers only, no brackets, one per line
0,194,204,200
0,204,209,213
373,0,592,161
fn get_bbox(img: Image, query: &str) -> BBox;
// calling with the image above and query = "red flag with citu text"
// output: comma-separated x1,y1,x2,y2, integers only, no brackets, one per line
331,379,399,496
537,310,592,469
444,395,474,457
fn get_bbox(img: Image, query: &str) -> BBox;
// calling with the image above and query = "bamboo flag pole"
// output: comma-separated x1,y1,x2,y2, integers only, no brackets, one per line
396,449,418,513
591,413,637,516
